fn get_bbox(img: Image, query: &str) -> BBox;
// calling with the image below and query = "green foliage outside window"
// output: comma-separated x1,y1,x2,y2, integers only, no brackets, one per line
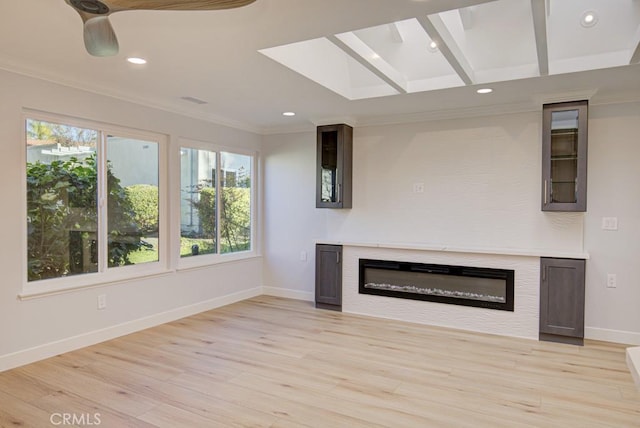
125,184,159,234
189,185,251,254
190,187,216,239
26,155,150,281
220,187,251,253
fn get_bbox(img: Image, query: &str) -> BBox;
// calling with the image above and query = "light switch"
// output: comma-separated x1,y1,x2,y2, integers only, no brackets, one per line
607,274,617,288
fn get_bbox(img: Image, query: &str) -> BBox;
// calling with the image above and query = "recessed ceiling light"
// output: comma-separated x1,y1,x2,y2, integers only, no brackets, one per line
127,57,147,65
477,88,493,94
581,10,598,28
427,40,438,53
283,111,296,117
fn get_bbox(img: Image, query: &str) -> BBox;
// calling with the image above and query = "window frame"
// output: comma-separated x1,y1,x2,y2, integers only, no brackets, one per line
21,111,169,298
176,138,259,271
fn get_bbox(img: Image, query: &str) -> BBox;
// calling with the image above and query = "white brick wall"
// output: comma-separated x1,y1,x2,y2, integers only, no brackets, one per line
341,246,540,340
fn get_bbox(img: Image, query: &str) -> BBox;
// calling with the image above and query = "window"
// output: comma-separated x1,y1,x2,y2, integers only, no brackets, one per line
24,114,256,295
220,152,252,254
26,120,99,280
180,146,254,258
25,116,164,289
180,147,217,257
107,135,159,265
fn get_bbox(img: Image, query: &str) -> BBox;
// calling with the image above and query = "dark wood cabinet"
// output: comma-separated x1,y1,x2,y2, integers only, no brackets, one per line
542,100,588,212
539,257,585,345
315,244,342,311
316,124,352,209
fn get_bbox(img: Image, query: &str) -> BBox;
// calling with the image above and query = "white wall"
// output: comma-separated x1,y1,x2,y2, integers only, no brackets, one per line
0,69,263,370
263,105,640,344
325,115,583,251
262,132,326,301
584,102,640,343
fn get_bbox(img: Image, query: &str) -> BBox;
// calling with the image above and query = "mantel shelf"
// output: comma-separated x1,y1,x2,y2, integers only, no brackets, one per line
315,240,589,260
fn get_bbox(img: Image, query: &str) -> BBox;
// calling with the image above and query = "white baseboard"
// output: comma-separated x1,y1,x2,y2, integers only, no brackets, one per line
627,347,640,390
585,327,640,345
0,287,262,373
262,286,314,302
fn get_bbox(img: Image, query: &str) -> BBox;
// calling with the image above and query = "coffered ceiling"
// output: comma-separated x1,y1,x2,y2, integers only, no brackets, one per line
1,0,639,134
260,0,640,100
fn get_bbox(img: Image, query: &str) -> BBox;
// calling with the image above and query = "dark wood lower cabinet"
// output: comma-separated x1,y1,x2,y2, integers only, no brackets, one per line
315,244,342,311
539,257,586,345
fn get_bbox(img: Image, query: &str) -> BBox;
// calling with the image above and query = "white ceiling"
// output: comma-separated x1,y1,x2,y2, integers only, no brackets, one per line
1,0,640,134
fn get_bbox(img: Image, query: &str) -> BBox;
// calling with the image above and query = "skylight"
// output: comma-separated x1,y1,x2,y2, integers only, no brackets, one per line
259,37,399,100
259,0,640,100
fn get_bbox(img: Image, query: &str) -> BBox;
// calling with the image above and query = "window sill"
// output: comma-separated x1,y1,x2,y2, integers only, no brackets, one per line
19,268,175,300
177,251,262,272
19,252,262,300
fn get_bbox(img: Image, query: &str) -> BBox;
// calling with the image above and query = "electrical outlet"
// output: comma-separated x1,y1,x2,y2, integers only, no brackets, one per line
413,182,425,193
606,274,617,289
601,217,618,231
97,294,107,310
300,251,307,262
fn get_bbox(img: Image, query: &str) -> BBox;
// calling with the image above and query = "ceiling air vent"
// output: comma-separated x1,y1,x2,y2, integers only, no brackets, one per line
180,96,208,105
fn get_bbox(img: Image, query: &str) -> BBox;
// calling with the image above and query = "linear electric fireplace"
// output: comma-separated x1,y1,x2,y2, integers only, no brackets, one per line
359,259,514,311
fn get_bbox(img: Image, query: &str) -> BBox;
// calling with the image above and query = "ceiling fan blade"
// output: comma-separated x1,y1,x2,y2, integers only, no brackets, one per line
106,0,256,11
83,16,119,56
65,0,252,56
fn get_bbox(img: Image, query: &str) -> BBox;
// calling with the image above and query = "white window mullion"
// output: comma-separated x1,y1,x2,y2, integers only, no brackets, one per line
251,154,258,253
97,130,108,273
216,151,222,254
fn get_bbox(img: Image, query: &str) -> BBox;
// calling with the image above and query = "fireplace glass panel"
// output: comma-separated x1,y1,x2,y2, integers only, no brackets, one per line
364,269,506,303
359,259,514,311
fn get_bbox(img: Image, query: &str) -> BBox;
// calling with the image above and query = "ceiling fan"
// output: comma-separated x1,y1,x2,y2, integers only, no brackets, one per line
65,0,256,57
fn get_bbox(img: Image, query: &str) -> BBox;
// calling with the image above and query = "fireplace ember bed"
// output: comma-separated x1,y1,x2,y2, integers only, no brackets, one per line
359,259,514,311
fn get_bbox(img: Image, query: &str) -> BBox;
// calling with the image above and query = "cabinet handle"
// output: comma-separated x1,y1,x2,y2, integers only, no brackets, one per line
542,266,546,282
336,252,340,264
544,180,548,205
337,183,342,203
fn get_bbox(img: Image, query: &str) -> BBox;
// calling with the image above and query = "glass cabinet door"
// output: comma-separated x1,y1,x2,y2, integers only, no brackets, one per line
316,124,352,209
320,129,339,204
542,101,588,212
550,109,579,204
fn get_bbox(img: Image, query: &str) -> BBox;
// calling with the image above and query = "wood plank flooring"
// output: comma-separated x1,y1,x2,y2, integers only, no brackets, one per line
1,296,638,427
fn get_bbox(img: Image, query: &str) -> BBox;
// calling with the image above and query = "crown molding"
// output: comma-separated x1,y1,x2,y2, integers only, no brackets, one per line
0,58,262,135
590,90,640,107
263,89,640,134
311,116,358,127
353,101,539,128
261,123,316,135
532,89,599,106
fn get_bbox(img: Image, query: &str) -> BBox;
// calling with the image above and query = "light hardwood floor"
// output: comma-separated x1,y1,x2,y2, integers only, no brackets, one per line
1,296,638,427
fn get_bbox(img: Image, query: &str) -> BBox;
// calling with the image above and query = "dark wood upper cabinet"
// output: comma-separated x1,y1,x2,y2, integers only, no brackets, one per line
316,124,352,209
542,100,588,212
